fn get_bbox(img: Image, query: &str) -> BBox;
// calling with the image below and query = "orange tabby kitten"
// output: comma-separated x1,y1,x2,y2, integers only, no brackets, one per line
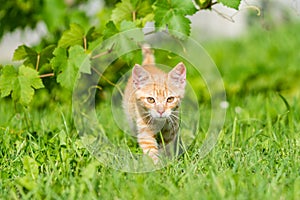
123,45,186,164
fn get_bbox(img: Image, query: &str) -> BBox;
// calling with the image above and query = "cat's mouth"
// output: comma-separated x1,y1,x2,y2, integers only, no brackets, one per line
154,116,167,120
151,113,170,120
150,108,173,119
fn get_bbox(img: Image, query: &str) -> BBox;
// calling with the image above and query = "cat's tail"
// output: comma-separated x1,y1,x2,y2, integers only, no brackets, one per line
141,44,155,66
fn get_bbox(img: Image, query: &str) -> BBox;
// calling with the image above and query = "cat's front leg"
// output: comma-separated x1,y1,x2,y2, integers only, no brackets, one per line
137,127,159,164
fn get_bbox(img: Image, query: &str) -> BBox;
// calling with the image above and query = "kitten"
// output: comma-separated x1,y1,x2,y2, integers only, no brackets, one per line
123,44,186,164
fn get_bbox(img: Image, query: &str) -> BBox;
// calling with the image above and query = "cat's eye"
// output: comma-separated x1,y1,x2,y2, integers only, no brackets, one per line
167,97,175,103
146,97,155,103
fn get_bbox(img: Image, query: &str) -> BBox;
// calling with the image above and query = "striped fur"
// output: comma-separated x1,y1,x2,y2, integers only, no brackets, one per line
123,44,186,164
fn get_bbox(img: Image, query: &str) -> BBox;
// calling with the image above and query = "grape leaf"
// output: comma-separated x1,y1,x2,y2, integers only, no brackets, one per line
17,66,44,105
154,0,197,39
167,14,191,40
13,45,55,70
120,20,138,31
56,45,91,90
87,36,103,52
98,20,144,65
69,45,91,74
50,47,68,75
102,20,144,48
0,65,18,98
111,0,134,23
86,26,103,51
58,23,85,48
39,45,56,68
119,20,144,47
13,45,36,61
56,61,78,91
0,65,44,105
101,21,144,57
111,0,153,25
217,0,241,9
13,45,37,68
154,0,197,16
103,21,119,40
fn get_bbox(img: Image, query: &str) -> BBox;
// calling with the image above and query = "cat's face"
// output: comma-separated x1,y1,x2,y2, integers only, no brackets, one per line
141,91,180,119
132,62,186,119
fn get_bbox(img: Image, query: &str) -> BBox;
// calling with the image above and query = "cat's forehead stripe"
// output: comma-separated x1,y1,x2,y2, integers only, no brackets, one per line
152,82,169,97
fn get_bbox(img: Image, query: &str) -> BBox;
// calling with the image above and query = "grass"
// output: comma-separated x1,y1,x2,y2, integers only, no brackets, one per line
1,22,300,199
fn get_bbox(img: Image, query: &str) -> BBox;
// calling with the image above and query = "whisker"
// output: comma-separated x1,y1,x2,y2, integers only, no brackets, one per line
141,114,151,120
167,116,179,133
170,113,180,120
146,116,153,126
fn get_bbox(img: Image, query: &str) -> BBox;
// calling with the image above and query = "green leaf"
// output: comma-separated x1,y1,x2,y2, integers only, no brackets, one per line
0,65,44,105
119,20,144,46
56,62,78,91
58,23,85,48
154,0,197,39
111,0,133,23
56,45,91,90
69,45,91,74
111,0,153,25
13,45,36,61
105,21,144,51
0,65,18,98
120,20,137,31
50,47,68,75
167,14,192,40
17,66,44,105
39,45,56,68
154,0,197,16
13,45,37,68
86,26,102,50
217,0,241,9
87,37,103,52
103,21,119,40
100,20,144,64
13,45,55,70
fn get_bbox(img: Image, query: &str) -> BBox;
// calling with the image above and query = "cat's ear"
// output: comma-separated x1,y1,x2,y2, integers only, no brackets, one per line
132,64,150,89
168,62,186,89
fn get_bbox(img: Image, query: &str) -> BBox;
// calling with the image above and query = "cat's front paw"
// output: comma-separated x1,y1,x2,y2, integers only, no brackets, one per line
150,153,159,165
143,149,159,164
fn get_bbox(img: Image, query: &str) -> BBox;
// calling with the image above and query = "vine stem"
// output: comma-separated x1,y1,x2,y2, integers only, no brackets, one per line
211,1,218,6
91,67,124,97
212,2,261,23
83,36,87,51
132,11,136,21
36,54,40,71
91,43,115,60
39,73,55,78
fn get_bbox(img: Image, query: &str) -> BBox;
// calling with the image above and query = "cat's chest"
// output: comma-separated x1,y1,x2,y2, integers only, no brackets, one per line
150,119,175,133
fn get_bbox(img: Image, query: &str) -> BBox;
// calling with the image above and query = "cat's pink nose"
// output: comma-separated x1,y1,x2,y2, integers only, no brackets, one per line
157,110,164,116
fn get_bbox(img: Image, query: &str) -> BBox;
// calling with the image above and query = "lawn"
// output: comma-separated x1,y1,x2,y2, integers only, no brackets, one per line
1,22,300,199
